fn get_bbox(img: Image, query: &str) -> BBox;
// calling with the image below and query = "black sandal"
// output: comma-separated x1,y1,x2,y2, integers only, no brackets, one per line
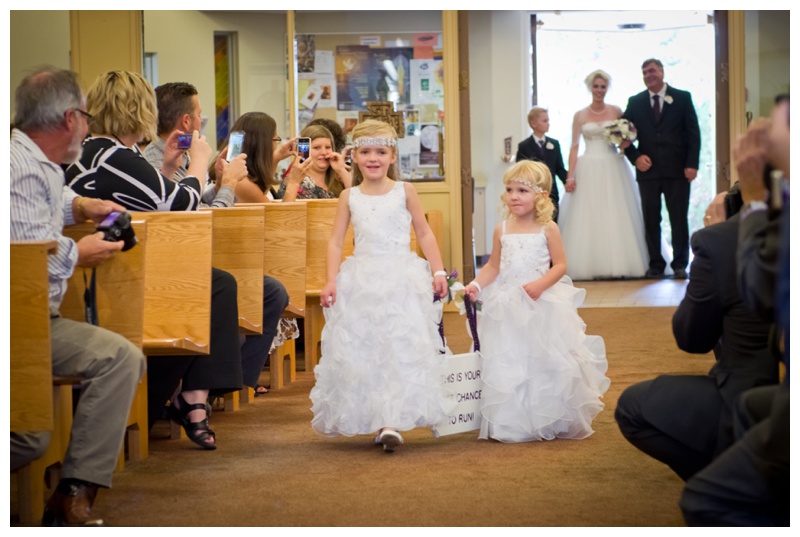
168,393,217,450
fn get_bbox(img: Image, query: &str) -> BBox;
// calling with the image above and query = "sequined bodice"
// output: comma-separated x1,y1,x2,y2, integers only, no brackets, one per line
349,181,410,257
499,224,551,286
582,121,618,156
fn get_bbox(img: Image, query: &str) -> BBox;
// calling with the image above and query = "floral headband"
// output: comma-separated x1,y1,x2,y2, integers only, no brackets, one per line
353,136,397,148
509,178,544,194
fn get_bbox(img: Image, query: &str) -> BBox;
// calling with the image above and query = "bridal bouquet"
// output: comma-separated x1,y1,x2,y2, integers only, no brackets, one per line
604,118,637,145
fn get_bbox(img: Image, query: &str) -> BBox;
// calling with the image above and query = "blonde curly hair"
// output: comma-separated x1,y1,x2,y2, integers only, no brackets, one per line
86,70,158,142
500,160,554,224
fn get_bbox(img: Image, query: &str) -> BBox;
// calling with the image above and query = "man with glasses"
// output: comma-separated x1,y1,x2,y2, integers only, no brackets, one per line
11,66,145,526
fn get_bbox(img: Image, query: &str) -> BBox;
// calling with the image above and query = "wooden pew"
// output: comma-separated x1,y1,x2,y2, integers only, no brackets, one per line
123,212,214,439
11,240,57,526
203,206,266,410
204,206,265,335
128,211,213,355
263,202,306,389
233,201,308,390
61,219,148,467
10,241,57,433
303,199,354,372
303,205,444,372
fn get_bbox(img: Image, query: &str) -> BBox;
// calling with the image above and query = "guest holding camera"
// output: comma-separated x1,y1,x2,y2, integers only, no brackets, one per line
11,66,145,526
66,70,249,450
276,124,352,201
615,184,779,481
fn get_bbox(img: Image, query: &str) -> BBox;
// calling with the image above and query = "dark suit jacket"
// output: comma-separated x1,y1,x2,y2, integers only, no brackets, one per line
623,85,701,181
672,214,779,414
737,207,781,323
515,135,568,202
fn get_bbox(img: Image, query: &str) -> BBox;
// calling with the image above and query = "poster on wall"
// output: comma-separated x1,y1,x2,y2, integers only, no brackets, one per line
297,35,316,73
410,59,444,105
367,48,413,105
419,123,440,167
336,45,371,111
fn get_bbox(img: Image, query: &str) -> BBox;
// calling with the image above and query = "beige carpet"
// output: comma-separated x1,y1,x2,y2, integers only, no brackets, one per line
19,307,713,527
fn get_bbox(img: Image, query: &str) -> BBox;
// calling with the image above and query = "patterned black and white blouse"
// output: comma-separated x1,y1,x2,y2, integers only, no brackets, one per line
66,136,202,211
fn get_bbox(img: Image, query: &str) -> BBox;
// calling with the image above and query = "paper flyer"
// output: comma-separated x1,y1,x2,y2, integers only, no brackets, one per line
410,59,444,105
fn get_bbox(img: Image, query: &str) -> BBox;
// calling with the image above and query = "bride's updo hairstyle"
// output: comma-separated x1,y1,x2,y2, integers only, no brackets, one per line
584,69,611,90
501,160,554,225
350,119,399,187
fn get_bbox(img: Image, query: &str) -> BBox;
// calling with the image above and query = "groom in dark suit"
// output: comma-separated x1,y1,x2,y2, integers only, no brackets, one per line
516,106,568,222
623,59,701,279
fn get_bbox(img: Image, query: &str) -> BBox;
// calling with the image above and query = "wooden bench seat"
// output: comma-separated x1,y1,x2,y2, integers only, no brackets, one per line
11,240,57,526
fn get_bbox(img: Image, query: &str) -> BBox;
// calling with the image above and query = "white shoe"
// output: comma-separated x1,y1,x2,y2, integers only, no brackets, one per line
378,430,403,453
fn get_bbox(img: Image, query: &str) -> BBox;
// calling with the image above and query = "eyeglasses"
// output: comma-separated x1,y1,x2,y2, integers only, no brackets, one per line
72,108,93,121
273,136,282,142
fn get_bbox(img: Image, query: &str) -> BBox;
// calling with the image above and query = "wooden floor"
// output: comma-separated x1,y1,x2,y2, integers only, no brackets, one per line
576,278,689,308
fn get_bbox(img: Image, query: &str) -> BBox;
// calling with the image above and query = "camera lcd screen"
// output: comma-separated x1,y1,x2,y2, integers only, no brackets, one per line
177,134,193,150
99,211,121,228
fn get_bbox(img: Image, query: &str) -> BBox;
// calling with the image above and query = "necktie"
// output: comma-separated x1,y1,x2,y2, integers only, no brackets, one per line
539,139,546,155
652,95,661,122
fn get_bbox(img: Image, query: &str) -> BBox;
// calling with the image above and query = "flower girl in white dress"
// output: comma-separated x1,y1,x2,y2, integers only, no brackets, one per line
310,120,453,453
465,161,610,442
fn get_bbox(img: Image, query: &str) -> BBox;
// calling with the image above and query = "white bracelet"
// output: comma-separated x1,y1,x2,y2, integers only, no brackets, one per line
433,270,447,277
469,281,482,294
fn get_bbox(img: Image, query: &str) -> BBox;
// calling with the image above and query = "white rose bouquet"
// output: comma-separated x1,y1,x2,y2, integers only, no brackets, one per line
604,118,637,145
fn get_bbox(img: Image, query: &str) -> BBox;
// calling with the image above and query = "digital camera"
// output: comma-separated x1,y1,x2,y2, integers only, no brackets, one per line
97,211,138,251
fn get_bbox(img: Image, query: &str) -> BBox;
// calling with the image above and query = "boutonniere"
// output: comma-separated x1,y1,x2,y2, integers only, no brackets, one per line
663,95,673,105
545,142,554,150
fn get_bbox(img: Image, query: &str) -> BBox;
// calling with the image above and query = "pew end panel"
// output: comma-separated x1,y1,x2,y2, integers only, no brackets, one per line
129,211,213,356
204,206,265,335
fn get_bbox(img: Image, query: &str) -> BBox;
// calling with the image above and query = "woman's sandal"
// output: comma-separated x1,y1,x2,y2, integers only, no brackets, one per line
168,393,217,450
254,385,270,397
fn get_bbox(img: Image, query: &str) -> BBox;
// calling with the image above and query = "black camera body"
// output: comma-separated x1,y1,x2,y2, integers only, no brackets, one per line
97,211,138,251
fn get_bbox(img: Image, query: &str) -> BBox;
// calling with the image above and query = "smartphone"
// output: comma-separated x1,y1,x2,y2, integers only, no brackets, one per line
226,130,245,162
177,133,193,150
297,137,311,162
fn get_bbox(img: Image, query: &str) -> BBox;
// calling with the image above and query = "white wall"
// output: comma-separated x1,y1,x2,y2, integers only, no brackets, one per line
144,11,288,149
9,10,71,121
468,11,530,257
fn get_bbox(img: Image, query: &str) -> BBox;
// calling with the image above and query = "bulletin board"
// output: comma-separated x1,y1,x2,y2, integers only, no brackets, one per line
294,31,445,181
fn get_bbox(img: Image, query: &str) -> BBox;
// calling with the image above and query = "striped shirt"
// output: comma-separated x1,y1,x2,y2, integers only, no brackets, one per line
66,136,202,212
10,129,80,312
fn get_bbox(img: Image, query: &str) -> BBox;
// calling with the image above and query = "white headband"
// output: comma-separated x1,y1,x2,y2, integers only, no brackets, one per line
353,136,397,148
510,179,543,193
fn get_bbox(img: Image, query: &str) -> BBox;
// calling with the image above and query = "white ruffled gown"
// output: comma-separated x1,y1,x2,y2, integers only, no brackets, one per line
558,121,649,280
310,181,452,437
478,222,610,442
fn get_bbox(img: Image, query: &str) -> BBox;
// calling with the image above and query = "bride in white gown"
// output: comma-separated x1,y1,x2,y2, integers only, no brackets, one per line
558,69,649,280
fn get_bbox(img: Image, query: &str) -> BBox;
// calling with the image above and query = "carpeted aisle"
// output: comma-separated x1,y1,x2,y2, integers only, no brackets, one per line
64,307,712,526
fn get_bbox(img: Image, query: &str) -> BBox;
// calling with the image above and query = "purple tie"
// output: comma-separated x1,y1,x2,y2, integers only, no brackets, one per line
652,95,661,122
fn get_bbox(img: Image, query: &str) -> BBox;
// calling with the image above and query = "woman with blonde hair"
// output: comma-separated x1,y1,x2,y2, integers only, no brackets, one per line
67,70,213,210
557,68,649,280
67,70,248,450
277,124,351,201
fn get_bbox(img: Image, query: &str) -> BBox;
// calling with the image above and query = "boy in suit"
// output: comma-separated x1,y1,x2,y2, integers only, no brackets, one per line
516,107,568,222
